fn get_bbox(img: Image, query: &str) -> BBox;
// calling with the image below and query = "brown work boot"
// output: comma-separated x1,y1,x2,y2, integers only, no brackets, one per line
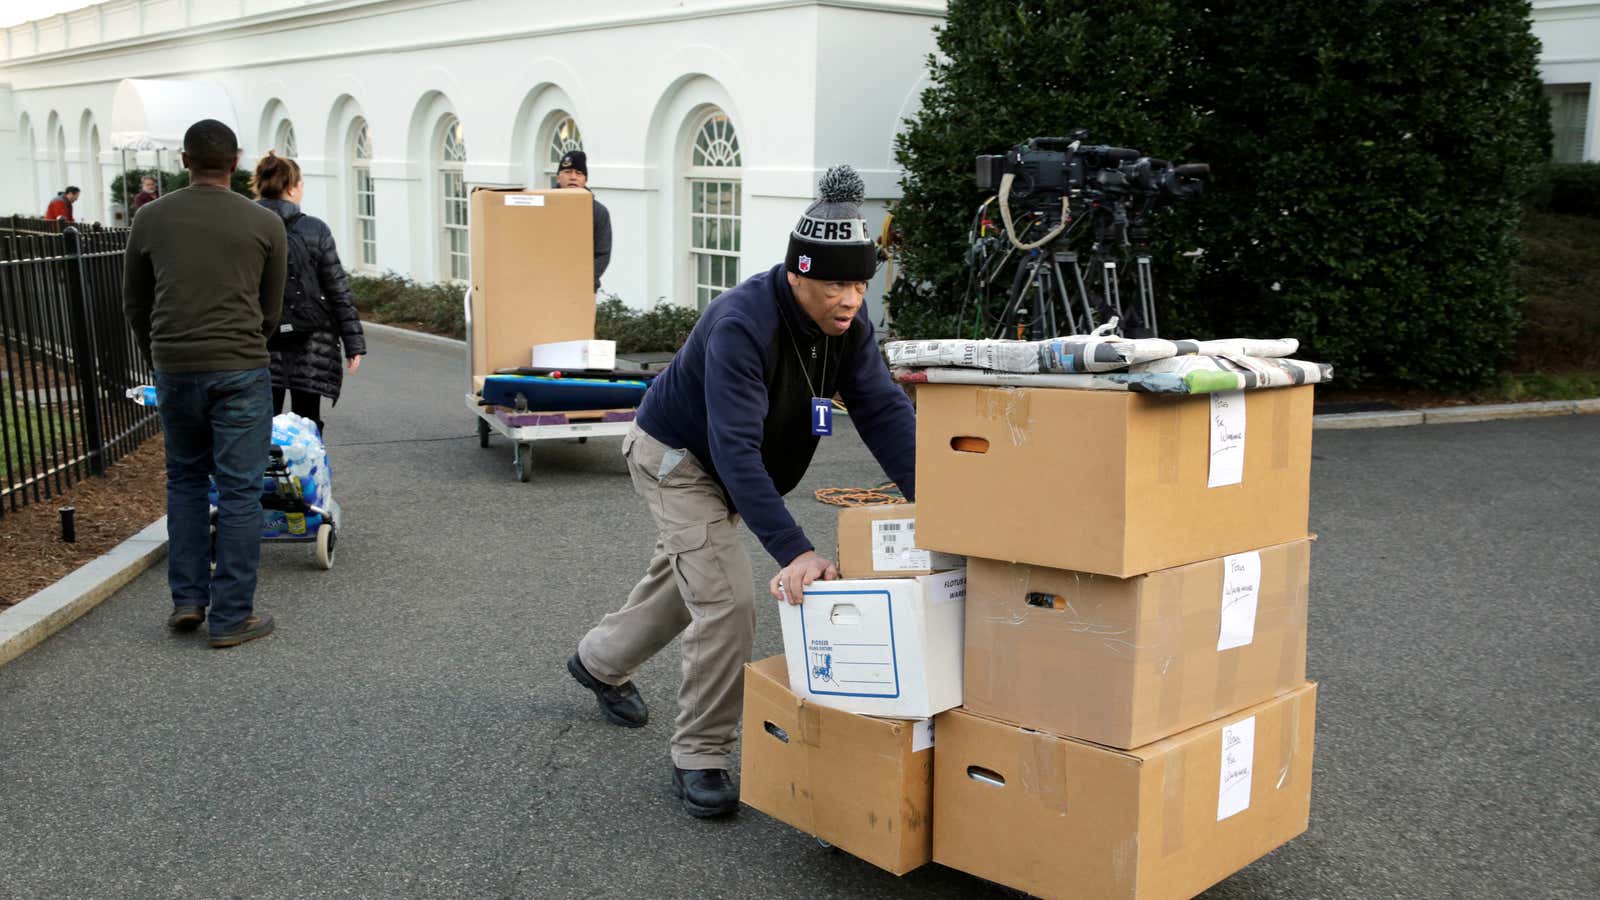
209,613,275,649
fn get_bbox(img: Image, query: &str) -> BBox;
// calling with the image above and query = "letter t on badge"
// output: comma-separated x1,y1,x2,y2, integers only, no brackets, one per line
811,397,833,436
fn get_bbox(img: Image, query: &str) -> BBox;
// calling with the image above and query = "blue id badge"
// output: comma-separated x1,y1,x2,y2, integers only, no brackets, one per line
811,397,833,436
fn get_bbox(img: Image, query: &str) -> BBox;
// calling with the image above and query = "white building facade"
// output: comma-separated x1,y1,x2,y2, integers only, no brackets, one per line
1534,1,1600,163
0,0,944,316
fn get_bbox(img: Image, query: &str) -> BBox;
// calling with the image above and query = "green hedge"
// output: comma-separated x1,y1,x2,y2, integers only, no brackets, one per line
349,273,466,338
348,275,700,353
1525,163,1600,218
109,168,254,207
890,0,1552,389
595,295,699,354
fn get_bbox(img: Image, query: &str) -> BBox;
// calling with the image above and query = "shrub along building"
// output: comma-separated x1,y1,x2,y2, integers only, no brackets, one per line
0,0,943,321
0,1,1591,319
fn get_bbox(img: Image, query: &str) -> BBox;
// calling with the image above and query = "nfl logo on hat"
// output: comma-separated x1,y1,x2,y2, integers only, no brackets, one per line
798,255,811,273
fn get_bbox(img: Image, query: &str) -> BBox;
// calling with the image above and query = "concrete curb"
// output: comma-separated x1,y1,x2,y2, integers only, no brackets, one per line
1315,398,1600,430
0,517,167,669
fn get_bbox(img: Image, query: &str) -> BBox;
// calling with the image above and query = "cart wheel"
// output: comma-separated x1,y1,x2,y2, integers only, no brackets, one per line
316,523,336,570
577,436,588,445
514,443,532,482
477,416,490,448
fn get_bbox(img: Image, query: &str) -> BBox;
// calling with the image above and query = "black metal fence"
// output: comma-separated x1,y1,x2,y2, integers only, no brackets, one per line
1,221,159,517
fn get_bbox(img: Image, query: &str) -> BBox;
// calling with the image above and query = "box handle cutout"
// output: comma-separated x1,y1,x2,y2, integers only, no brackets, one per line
967,766,1006,787
1026,591,1066,611
764,721,790,744
829,604,862,626
951,436,990,454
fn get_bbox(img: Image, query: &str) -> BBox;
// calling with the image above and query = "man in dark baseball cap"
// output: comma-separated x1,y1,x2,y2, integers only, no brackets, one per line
566,165,914,819
556,150,612,291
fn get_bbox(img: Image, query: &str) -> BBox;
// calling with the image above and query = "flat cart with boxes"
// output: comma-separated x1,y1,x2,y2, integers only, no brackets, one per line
462,186,650,481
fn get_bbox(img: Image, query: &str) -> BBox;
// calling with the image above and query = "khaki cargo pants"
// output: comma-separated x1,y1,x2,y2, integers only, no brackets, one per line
578,425,756,770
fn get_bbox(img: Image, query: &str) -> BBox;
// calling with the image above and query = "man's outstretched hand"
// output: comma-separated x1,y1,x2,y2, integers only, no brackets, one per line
770,550,839,605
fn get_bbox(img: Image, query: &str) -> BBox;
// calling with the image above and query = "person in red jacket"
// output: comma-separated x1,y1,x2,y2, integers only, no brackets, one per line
46,186,80,223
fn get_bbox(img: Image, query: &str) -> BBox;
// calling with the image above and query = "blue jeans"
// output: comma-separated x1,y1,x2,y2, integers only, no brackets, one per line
154,368,273,635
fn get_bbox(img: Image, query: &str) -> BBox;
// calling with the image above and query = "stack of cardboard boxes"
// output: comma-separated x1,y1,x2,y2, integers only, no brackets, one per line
743,383,1319,898
742,501,966,874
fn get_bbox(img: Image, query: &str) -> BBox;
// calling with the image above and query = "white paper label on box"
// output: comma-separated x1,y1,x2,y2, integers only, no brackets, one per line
1217,716,1256,821
1217,550,1262,651
871,519,961,572
1208,389,1247,488
504,194,545,207
913,719,935,752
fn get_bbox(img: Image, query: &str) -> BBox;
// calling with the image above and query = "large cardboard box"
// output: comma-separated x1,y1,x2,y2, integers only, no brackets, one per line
777,570,966,719
740,655,935,875
836,503,964,579
915,384,1313,577
933,684,1317,900
467,187,596,378
964,538,1310,749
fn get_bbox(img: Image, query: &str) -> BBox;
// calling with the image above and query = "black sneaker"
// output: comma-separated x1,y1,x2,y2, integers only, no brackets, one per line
672,766,739,819
209,612,275,649
167,605,206,632
567,653,648,728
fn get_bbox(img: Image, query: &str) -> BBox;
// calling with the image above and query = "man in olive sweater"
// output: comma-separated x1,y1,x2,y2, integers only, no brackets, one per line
123,119,287,648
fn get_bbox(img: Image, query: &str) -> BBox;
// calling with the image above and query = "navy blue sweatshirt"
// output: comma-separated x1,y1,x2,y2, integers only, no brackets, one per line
636,264,916,565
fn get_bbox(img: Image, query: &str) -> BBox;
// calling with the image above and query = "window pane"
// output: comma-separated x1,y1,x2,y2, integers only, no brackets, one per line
1547,86,1591,163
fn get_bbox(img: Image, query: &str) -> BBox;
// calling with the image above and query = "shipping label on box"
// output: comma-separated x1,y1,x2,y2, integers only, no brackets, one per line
871,518,965,573
779,571,966,720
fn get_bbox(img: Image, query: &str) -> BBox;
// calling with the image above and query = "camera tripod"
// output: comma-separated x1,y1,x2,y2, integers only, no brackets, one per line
979,208,1160,341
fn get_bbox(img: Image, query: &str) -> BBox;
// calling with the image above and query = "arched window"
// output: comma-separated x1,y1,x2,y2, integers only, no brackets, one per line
51,123,68,191
84,123,102,224
275,120,298,159
438,115,469,281
686,110,742,309
543,115,583,187
350,119,376,269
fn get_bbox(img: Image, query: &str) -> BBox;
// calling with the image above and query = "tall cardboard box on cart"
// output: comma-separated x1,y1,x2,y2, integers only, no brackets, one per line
467,187,597,392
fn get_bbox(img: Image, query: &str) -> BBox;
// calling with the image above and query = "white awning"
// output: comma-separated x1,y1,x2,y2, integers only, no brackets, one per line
110,78,238,151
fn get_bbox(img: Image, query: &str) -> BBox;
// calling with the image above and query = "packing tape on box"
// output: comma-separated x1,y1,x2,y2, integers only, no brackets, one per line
1021,730,1070,814
1157,401,1182,485
1271,389,1292,471
1214,632,1244,712
798,703,824,749
983,563,1032,711
1161,746,1188,857
1154,571,1188,734
1276,548,1309,689
1276,689,1303,790
972,387,1034,447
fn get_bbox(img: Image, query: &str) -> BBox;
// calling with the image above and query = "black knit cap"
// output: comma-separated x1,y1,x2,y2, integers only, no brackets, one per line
785,165,876,282
557,150,587,176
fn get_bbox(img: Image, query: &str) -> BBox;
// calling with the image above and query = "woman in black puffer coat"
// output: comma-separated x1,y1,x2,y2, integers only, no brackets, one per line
252,152,367,436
